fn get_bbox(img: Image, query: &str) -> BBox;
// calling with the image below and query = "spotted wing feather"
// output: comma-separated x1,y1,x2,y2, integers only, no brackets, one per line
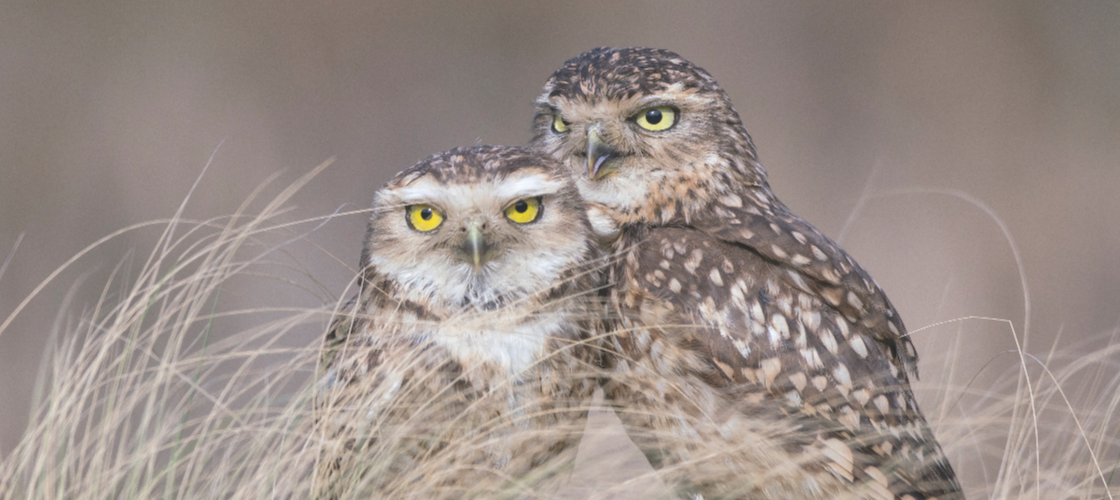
614,221,961,498
696,189,918,380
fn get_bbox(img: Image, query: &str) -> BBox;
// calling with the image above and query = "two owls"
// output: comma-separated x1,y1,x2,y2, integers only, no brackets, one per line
316,48,962,500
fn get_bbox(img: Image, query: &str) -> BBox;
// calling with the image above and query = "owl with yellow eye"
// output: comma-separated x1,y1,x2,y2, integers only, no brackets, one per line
532,47,962,499
314,146,604,499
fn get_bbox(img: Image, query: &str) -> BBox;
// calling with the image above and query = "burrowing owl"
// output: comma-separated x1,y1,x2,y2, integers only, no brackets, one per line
531,47,962,499
314,146,603,499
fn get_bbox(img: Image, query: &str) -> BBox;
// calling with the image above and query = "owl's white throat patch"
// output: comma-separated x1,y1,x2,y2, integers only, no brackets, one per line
431,311,562,378
458,271,512,310
369,254,564,378
575,166,651,213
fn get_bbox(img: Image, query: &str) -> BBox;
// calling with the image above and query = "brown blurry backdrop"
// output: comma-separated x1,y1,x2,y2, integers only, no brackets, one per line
1,1,1118,494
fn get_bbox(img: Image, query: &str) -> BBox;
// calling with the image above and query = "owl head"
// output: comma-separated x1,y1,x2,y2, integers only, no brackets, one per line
361,146,596,311
531,47,771,228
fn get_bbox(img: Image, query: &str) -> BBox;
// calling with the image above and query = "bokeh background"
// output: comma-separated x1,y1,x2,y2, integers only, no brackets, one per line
2,1,1117,495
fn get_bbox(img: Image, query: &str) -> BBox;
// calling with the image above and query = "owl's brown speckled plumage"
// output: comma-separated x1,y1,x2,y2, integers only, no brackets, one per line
314,146,603,499
531,47,961,499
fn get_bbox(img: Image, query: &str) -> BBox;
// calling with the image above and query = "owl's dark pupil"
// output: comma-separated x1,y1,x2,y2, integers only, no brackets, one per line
645,109,663,125
515,200,529,213
420,208,432,220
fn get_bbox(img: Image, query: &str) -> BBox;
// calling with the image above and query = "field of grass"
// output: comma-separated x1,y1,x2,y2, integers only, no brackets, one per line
1,164,1115,499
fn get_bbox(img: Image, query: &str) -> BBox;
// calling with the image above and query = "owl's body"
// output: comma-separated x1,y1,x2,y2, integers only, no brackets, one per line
532,48,961,499
314,146,602,499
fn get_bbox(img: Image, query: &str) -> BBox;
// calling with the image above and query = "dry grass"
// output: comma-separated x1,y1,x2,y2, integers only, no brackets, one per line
919,316,1120,500
0,161,337,499
0,161,1116,499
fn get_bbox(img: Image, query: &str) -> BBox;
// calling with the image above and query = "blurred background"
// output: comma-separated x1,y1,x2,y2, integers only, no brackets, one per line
1,0,1117,495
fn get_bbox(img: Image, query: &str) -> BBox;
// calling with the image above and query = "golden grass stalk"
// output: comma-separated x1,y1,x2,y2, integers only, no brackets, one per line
0,160,1115,499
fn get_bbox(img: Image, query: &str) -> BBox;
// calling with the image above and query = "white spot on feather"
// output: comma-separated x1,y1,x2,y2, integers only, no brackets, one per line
864,466,892,500
811,245,828,261
853,389,870,406
839,406,860,431
874,395,890,413
770,244,788,259
709,268,724,286
684,249,704,274
821,438,854,481
846,291,864,310
851,336,868,358
811,375,828,391
833,364,852,389
820,327,839,354
760,358,781,387
789,372,807,392
732,339,750,359
802,349,824,370
771,314,790,339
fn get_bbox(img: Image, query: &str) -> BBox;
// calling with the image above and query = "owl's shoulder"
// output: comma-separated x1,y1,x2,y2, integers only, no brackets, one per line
615,195,917,381
696,192,918,378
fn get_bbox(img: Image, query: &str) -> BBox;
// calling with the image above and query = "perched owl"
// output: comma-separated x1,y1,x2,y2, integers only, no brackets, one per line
314,146,603,499
530,48,962,499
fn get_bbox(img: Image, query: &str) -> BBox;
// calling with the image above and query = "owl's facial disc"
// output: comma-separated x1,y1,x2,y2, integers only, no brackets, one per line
552,102,682,182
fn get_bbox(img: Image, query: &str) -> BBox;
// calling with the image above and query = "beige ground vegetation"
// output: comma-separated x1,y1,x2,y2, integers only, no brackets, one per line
0,165,1116,500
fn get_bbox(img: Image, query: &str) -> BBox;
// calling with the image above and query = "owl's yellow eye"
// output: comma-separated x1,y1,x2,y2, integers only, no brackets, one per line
504,197,542,224
551,113,569,133
634,106,677,131
406,204,444,232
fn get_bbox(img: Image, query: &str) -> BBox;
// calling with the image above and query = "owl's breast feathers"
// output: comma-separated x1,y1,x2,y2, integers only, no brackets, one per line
315,272,600,493
611,184,961,497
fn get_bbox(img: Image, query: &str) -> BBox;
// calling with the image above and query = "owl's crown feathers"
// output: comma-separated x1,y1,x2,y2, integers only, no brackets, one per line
543,47,719,101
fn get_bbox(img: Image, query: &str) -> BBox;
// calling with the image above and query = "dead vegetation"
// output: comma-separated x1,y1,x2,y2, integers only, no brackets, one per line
0,165,1115,499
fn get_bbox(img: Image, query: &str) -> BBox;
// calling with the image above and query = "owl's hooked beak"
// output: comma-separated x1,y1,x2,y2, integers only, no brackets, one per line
458,221,492,271
586,128,621,181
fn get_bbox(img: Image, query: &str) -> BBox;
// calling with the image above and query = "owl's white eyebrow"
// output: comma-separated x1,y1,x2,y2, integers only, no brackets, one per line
392,180,444,204
499,175,565,199
388,175,563,205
